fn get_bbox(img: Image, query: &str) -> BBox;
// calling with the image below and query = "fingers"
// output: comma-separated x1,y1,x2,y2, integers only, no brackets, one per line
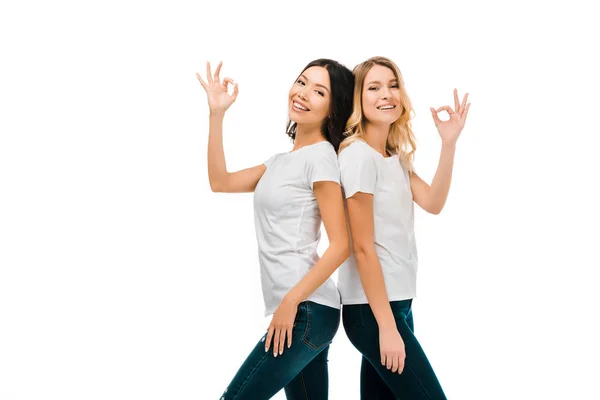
265,325,274,352
277,328,286,356
430,107,442,126
386,354,393,370
462,102,471,122
222,78,239,102
195,72,207,90
232,82,239,101
223,77,234,92
436,106,454,116
213,61,223,83
460,92,469,117
391,355,399,373
453,88,460,113
287,327,292,349
273,329,281,357
206,61,213,84
398,356,405,374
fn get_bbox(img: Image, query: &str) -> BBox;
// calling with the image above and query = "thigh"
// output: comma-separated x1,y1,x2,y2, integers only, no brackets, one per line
220,302,340,400
344,302,446,400
406,306,414,333
284,345,330,400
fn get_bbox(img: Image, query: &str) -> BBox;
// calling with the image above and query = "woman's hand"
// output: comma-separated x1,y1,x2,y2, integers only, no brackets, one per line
264,296,298,357
196,61,238,115
430,88,471,145
379,326,406,374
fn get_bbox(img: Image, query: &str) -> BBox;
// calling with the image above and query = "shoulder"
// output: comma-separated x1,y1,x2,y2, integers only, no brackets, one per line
264,152,285,168
339,140,378,165
307,142,338,163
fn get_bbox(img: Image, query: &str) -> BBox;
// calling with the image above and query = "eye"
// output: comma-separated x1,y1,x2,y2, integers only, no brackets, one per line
368,86,378,91
297,79,306,86
391,84,399,89
316,90,325,96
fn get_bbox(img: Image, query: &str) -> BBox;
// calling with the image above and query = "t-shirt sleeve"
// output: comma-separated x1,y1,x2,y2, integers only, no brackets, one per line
338,142,378,198
305,148,340,188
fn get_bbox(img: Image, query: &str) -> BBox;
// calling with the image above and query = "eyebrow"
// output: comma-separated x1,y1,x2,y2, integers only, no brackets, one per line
300,74,330,93
366,79,398,85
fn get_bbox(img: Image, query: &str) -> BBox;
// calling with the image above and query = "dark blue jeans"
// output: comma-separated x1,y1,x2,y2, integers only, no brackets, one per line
343,299,447,399
219,301,340,399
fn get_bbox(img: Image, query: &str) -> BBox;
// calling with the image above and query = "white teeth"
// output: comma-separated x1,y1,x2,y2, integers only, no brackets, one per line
294,102,308,111
378,105,395,110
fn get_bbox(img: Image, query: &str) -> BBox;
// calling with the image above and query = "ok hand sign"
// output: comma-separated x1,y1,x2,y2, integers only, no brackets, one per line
196,61,239,115
430,88,471,145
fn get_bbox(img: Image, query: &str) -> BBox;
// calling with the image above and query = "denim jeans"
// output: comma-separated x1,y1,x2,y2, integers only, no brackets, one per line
343,299,447,399
219,301,340,399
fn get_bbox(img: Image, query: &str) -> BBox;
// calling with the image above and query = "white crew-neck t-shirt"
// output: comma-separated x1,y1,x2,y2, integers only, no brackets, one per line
337,140,418,305
253,141,342,316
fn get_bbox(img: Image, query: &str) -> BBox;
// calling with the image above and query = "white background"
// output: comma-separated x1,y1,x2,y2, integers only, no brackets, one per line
1,0,599,399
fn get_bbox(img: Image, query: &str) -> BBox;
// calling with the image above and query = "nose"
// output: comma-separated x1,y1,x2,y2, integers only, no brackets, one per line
298,91,308,101
380,87,391,100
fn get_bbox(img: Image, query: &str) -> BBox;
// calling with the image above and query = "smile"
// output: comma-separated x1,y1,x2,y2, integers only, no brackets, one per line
293,101,310,111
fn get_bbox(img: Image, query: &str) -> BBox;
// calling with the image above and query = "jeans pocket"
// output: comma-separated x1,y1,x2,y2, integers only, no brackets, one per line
301,302,340,351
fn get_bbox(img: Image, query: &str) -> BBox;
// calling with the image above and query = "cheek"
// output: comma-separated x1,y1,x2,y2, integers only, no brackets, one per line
364,91,378,106
362,94,377,116
313,97,330,116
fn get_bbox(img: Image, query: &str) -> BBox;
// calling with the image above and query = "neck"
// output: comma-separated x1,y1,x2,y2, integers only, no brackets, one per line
292,123,326,151
364,122,390,157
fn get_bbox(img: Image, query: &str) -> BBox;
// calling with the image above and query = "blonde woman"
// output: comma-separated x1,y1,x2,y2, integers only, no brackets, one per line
338,56,470,399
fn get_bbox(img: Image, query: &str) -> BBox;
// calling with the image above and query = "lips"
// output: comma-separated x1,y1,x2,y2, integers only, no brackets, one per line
292,99,310,112
376,104,396,110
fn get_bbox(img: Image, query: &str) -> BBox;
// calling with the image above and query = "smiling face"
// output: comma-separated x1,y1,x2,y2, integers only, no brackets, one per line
361,64,403,126
288,66,331,126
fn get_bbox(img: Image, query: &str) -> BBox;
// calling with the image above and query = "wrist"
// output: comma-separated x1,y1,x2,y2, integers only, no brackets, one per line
441,140,457,150
283,293,301,307
209,110,226,118
377,315,397,331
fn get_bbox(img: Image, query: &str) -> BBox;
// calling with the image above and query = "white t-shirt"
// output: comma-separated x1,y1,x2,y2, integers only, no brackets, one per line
253,141,342,316
337,140,418,305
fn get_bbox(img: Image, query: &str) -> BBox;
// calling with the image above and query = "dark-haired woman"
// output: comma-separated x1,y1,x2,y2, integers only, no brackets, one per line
197,59,354,399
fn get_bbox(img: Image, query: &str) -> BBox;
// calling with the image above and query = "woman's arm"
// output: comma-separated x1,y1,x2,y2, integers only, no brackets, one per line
265,180,350,356
347,192,405,374
197,61,266,193
411,88,471,214
207,113,266,193
409,143,456,214
285,181,350,303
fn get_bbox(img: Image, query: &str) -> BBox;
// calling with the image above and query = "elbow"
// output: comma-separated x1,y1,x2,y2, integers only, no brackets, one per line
429,207,442,215
209,175,228,193
340,240,351,260
426,201,444,215
209,182,222,192
330,238,351,261
352,242,375,260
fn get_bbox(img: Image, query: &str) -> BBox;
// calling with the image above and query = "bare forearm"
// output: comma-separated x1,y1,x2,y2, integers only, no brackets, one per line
429,142,457,212
207,112,228,191
285,242,349,304
354,249,396,329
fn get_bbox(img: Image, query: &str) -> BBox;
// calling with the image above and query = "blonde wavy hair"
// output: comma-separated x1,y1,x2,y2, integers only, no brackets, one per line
339,56,416,171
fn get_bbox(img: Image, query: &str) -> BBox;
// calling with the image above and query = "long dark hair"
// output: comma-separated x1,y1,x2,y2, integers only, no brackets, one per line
285,59,354,152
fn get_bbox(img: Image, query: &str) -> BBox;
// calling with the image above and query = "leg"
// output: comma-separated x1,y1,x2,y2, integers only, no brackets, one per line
284,345,330,400
343,301,446,400
220,302,340,400
360,356,396,400
406,306,414,333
